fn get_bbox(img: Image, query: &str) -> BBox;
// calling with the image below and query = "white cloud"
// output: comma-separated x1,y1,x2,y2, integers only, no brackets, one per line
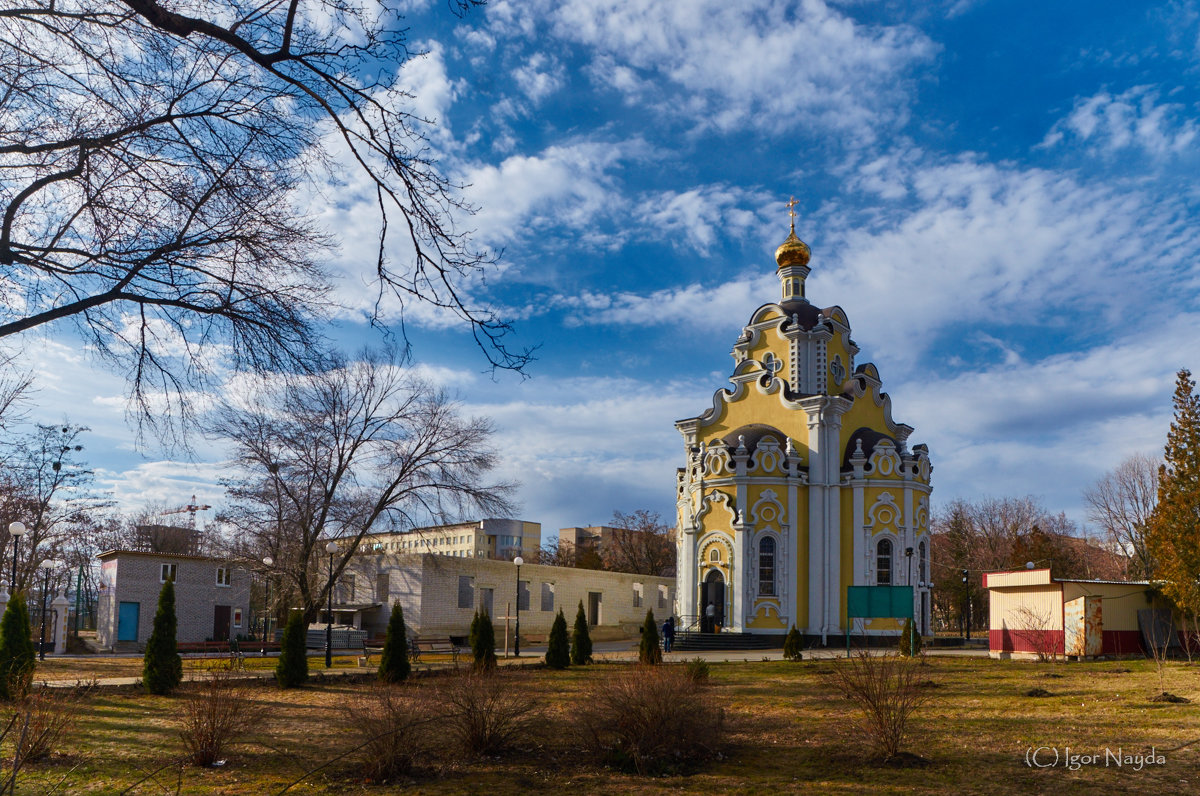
488,0,938,141
512,53,565,104
816,156,1200,367
553,272,775,329
1041,86,1199,157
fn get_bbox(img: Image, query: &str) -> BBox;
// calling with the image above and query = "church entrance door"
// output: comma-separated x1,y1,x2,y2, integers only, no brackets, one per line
701,571,725,633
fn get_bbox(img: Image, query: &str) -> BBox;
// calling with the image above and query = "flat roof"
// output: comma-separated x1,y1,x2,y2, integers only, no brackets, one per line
97,549,232,563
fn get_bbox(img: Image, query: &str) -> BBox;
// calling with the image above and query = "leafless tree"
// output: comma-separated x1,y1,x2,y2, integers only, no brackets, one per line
0,0,529,439
604,510,676,577
0,423,111,592
1083,453,1159,580
212,349,515,622
535,538,577,568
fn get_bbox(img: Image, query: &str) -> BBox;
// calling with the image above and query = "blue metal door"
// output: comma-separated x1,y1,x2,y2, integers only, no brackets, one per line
117,601,140,642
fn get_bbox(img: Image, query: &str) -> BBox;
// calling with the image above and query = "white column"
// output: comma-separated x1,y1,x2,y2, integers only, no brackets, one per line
52,590,69,654
806,402,826,638
822,413,843,638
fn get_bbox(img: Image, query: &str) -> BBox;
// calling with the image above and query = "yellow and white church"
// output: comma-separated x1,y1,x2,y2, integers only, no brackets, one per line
674,210,933,643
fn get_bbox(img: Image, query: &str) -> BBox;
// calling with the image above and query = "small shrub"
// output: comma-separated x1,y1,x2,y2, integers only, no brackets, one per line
378,603,411,683
782,625,803,661
275,611,308,689
12,683,91,763
545,609,570,670
571,601,592,665
898,618,922,657
576,664,724,775
143,580,183,695
822,652,931,761
638,610,662,665
0,594,35,701
469,609,497,673
340,683,432,779
684,657,710,683
179,664,255,766
435,671,543,756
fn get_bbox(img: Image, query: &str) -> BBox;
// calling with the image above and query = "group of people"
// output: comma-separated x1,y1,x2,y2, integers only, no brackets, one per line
658,601,722,652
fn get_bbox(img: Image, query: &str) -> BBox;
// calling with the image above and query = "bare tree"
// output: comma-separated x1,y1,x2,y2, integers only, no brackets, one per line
212,349,515,622
604,510,676,577
1083,453,1159,580
535,538,577,568
1,0,529,437
0,423,111,592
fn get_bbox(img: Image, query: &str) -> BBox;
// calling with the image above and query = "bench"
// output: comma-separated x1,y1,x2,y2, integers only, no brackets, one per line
177,640,280,656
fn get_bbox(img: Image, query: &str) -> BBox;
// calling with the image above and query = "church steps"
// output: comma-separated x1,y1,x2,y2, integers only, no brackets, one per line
672,631,782,651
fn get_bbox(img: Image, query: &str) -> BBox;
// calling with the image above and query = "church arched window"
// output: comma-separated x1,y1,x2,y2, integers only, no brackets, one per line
919,541,927,585
876,539,892,585
709,548,720,563
758,537,776,596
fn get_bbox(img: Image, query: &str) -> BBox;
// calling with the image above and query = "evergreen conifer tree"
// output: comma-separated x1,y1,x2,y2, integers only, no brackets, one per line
571,600,592,665
782,625,803,661
898,617,922,657
638,609,662,665
471,608,497,672
0,592,35,700
1147,369,1200,617
378,602,411,683
275,611,309,688
545,608,570,669
142,580,182,695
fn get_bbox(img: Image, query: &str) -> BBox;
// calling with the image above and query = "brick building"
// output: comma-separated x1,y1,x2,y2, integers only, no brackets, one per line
358,518,541,562
332,552,675,641
96,550,251,649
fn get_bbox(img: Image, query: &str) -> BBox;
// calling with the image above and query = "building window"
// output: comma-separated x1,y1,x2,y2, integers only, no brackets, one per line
709,548,720,563
919,541,927,584
759,537,776,596
517,580,530,612
633,584,643,608
457,576,473,609
233,608,243,628
160,564,177,583
658,584,669,609
876,539,892,585
541,582,555,612
216,566,231,587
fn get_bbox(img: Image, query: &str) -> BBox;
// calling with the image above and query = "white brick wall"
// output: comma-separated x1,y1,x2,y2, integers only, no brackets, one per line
347,552,674,638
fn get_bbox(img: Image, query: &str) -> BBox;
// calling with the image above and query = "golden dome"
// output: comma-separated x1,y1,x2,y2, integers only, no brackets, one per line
775,225,811,269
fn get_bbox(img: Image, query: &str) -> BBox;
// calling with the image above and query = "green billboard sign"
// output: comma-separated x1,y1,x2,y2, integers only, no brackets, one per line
847,585,914,620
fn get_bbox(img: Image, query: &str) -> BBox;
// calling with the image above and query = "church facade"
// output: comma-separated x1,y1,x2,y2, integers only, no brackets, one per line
674,214,932,643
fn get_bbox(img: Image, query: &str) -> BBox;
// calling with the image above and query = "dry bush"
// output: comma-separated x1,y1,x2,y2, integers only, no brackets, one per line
179,664,255,766
1010,605,1059,662
434,671,543,756
822,652,931,762
575,664,723,775
10,682,92,764
339,683,434,780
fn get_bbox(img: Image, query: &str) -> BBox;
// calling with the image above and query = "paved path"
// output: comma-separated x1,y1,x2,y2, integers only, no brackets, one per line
41,644,989,689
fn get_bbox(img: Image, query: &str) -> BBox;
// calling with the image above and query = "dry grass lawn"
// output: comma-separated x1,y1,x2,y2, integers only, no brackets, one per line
7,656,1200,794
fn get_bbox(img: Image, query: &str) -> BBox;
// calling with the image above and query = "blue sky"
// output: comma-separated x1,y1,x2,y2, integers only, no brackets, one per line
14,0,1200,540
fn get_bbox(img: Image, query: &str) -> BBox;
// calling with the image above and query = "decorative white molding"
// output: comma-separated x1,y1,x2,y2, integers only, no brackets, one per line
750,489,786,527
697,490,738,528
750,435,783,475
868,439,902,478
865,492,901,529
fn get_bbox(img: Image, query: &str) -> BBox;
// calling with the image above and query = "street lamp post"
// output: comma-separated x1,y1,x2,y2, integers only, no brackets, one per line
261,556,274,655
37,560,56,661
513,556,524,657
8,521,26,591
325,541,338,668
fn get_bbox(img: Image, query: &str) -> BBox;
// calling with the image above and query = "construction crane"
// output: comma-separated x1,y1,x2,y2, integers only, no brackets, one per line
160,495,212,529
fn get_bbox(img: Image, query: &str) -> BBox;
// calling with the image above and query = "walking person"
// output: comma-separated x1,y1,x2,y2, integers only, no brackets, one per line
705,601,716,633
